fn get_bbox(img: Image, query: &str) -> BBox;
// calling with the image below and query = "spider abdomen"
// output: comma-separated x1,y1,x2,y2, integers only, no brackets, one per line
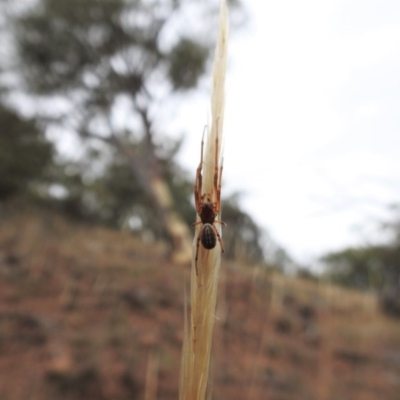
201,223,217,249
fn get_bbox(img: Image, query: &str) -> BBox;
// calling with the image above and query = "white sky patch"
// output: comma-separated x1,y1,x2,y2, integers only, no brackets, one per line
353,103,382,120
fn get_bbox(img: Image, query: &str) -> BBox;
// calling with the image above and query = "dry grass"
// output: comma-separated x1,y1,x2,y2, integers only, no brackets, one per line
179,1,229,399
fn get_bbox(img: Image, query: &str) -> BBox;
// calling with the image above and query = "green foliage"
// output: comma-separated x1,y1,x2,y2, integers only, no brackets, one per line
0,105,53,199
15,0,211,98
321,247,385,290
296,267,318,282
321,206,400,316
222,194,265,264
16,0,146,94
168,39,208,89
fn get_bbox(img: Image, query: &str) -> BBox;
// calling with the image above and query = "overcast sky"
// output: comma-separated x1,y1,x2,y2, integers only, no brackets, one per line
165,0,400,265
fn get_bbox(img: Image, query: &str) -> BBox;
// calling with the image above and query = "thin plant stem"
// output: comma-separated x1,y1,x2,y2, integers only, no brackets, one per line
179,1,229,399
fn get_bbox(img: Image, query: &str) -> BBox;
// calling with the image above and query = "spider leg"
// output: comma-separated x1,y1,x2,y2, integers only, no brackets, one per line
194,230,202,275
194,131,205,214
213,120,223,215
213,219,227,227
213,129,219,204
212,225,225,253
215,157,224,215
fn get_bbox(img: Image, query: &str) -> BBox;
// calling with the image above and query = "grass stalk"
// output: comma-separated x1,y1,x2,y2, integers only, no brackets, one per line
144,351,159,400
179,1,229,399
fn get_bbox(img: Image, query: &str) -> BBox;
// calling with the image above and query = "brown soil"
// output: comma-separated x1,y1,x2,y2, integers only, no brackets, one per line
0,205,399,400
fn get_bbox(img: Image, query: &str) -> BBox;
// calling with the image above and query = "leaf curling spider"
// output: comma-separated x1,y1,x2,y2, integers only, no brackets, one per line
193,130,226,274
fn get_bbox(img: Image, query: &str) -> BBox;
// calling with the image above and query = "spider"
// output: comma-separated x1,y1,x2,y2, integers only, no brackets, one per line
193,131,226,274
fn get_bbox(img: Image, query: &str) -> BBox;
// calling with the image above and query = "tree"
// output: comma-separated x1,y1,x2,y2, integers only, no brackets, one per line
3,0,243,262
46,136,194,241
321,247,385,290
0,104,53,199
222,194,265,265
321,205,400,316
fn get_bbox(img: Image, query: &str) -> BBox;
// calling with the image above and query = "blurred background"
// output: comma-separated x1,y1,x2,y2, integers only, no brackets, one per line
0,0,400,399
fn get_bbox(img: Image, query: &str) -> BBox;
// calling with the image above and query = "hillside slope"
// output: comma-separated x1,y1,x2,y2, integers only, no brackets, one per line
0,205,399,400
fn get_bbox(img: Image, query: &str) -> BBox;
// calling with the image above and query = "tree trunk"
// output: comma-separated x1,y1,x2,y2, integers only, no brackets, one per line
109,117,192,264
